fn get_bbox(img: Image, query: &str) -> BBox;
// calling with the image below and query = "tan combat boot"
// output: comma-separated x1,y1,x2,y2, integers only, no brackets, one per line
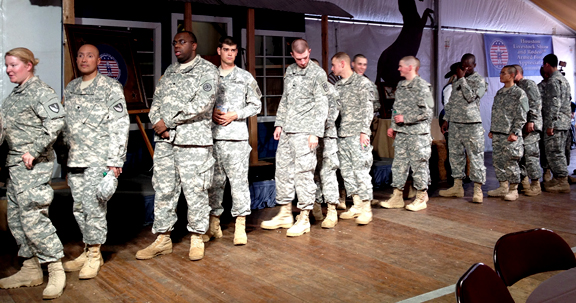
0,257,43,289
312,202,324,221
488,181,509,197
204,215,223,242
286,210,310,237
135,233,173,260
355,200,372,225
370,199,380,206
261,203,293,229
340,195,362,219
543,169,552,182
189,234,204,261
79,245,103,279
504,183,519,201
472,183,483,203
380,189,404,208
234,216,247,246
406,190,428,211
439,179,464,197
337,189,347,209
63,245,87,272
521,176,530,192
42,260,66,300
408,185,417,198
321,204,338,229
546,177,570,193
524,179,542,196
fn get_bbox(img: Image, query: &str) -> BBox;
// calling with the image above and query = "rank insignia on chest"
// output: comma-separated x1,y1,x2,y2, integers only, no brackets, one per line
203,82,213,92
113,103,123,112
48,103,60,113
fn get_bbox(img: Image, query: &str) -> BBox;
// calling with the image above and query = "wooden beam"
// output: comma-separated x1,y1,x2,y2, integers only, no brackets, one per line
321,15,329,73
184,3,193,32
63,0,75,86
246,8,259,165
63,0,74,24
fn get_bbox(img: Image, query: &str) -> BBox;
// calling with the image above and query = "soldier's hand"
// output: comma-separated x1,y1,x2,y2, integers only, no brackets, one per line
441,121,449,134
217,111,238,126
308,135,318,150
508,133,518,142
153,119,168,135
547,128,554,136
360,133,370,149
525,122,535,133
394,114,404,124
387,128,396,139
456,66,467,79
274,127,282,140
161,131,170,139
22,152,35,169
107,167,122,178
488,132,493,139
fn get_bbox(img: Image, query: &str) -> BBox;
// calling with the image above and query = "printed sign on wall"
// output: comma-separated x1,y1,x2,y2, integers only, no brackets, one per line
484,34,553,77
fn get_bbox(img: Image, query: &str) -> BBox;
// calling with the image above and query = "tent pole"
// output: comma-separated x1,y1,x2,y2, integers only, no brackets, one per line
246,8,259,165
184,3,192,31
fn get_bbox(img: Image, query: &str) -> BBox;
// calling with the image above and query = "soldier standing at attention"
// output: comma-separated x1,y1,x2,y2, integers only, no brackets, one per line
487,65,528,201
332,52,375,224
61,44,129,279
351,54,381,113
260,39,328,237
541,53,572,193
380,56,433,211
439,53,487,203
513,64,543,196
206,36,261,245
537,67,552,182
0,48,66,300
136,31,219,260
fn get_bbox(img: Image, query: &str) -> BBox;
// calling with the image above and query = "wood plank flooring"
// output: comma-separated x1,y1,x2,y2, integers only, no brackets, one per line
1,151,575,303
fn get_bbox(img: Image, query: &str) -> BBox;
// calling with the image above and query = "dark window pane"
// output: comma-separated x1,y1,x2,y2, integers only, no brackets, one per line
285,37,301,55
266,77,283,96
266,58,284,76
255,35,263,56
255,57,263,76
266,97,281,116
265,36,283,56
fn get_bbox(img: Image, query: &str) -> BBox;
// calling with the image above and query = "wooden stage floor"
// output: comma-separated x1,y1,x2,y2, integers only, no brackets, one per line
1,152,575,303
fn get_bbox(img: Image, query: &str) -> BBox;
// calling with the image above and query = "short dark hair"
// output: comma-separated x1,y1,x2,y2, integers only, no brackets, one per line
512,64,523,76
543,54,558,67
353,54,366,62
219,36,237,48
503,65,517,77
181,31,197,43
461,53,476,64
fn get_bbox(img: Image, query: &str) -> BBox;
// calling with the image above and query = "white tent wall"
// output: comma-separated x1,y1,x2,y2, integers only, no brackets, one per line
0,0,62,100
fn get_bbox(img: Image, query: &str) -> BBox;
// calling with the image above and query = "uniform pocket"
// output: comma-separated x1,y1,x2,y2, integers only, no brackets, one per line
197,156,216,191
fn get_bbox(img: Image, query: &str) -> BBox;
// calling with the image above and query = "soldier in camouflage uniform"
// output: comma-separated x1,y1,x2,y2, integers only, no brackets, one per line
352,54,381,112
380,56,433,211
310,58,341,228
136,31,219,261
537,67,552,182
439,54,487,203
487,65,528,201
0,48,66,300
61,44,130,279
513,64,543,196
207,37,261,245
260,39,328,237
541,54,572,193
332,52,374,224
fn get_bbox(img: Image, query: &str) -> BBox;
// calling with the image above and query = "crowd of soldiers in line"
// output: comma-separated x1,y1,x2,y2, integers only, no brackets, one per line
0,29,571,300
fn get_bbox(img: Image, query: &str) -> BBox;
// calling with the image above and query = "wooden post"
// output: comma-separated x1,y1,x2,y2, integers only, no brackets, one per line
63,0,75,86
321,15,329,73
246,8,259,165
184,3,193,32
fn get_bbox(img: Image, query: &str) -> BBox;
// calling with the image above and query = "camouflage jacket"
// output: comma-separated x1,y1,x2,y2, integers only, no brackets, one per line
542,71,572,130
368,80,381,112
444,71,487,123
537,80,547,101
490,85,528,135
149,56,219,145
324,82,340,138
1,76,65,166
275,62,328,138
335,72,375,137
516,78,542,132
212,66,261,140
391,76,433,135
64,73,130,167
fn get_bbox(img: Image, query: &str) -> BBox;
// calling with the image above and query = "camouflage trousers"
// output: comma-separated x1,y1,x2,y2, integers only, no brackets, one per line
391,133,432,190
208,140,251,218
7,161,64,263
448,122,486,184
492,133,523,183
520,131,542,180
151,142,214,234
544,130,568,177
68,166,109,245
275,132,317,210
337,135,373,201
314,137,340,205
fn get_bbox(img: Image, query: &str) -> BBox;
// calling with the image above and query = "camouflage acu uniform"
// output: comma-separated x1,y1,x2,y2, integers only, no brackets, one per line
335,72,375,201
538,80,548,170
314,83,340,205
275,62,329,210
444,71,487,184
490,85,528,183
149,56,219,234
390,76,433,190
208,66,261,217
368,80,381,112
1,77,65,263
517,78,543,180
542,70,572,178
63,73,130,244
